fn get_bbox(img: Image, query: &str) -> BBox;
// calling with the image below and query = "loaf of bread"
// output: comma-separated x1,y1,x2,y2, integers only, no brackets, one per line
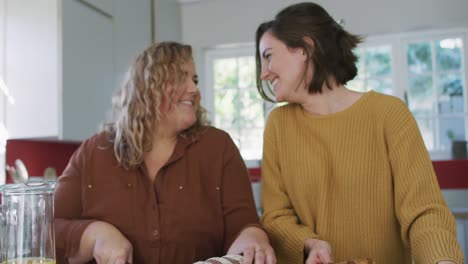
194,256,374,264
336,259,375,264
193,254,243,264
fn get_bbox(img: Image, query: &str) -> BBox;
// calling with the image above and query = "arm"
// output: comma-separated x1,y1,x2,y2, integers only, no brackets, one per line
55,137,132,263
55,139,96,262
220,133,275,263
69,221,132,264
387,102,464,263
260,112,318,263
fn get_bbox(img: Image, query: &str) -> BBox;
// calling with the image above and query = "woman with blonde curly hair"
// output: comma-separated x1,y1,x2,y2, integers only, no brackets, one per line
54,42,275,264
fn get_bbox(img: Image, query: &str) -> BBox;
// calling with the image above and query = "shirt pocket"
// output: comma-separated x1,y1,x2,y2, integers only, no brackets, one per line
82,172,135,233
169,182,223,248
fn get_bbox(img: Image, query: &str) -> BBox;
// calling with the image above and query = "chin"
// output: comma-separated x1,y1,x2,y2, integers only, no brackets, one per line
275,95,286,102
182,117,198,129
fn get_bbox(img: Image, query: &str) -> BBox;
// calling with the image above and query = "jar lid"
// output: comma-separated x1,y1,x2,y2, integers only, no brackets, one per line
0,180,56,195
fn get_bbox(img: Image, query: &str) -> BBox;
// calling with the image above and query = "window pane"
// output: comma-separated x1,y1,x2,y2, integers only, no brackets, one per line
415,117,435,150
437,73,464,114
214,58,238,89
408,74,434,115
436,38,463,71
211,54,265,161
439,116,466,151
347,78,366,92
367,78,393,95
225,127,241,147
238,56,255,89
238,128,263,160
215,89,239,128
240,87,264,128
365,46,391,76
407,42,432,74
354,49,365,77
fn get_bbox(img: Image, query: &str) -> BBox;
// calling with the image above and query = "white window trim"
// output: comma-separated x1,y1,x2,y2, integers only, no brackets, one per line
203,27,468,161
399,28,468,155
204,44,255,122
205,44,266,165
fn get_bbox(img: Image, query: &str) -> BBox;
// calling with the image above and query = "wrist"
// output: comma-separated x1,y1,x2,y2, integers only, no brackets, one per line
240,226,269,241
304,238,318,252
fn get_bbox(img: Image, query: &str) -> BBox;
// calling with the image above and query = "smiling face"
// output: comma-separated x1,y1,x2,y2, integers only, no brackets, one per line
159,59,201,134
259,31,310,103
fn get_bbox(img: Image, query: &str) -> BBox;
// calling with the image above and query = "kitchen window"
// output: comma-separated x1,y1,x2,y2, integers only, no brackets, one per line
403,35,467,152
348,44,395,95
204,28,468,159
205,46,273,161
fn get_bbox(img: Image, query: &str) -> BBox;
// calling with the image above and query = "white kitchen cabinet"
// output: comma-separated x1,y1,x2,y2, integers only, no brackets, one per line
2,0,152,141
455,212,468,263
0,0,8,127
442,190,468,261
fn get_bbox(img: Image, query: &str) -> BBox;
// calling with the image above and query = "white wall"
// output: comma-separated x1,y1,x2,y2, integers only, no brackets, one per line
181,0,468,46
62,0,152,141
180,0,468,105
155,0,182,42
0,0,5,125
4,0,60,138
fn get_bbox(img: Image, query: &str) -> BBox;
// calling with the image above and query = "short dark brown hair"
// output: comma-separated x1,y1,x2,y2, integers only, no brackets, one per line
255,2,363,101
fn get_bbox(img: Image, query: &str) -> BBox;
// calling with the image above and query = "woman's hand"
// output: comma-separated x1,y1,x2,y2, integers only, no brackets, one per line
304,238,333,264
436,261,456,264
69,221,133,264
92,222,133,264
227,226,276,264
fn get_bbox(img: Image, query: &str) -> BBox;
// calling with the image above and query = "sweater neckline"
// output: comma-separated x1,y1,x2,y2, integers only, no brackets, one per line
299,90,375,120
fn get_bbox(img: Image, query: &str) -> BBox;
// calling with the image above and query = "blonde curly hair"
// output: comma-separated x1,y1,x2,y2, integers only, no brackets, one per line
104,42,209,169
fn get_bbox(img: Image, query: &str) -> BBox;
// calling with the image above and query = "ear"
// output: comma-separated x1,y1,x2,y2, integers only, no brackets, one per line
303,36,315,49
302,36,315,57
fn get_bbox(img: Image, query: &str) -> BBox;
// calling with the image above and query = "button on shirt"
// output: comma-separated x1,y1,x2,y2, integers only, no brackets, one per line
54,127,260,263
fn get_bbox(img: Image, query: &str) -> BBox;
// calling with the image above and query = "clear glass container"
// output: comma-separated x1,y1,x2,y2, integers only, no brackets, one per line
0,181,56,264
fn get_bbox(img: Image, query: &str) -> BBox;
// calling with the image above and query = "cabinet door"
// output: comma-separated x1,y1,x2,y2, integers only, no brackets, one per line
0,0,5,126
5,0,60,139
456,219,466,258
61,0,151,141
61,0,114,141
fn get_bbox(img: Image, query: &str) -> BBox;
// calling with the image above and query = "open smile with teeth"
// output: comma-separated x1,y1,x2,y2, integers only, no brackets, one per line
271,78,279,90
180,100,194,107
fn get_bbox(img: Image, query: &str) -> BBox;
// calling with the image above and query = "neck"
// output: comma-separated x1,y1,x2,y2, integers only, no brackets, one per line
143,130,178,181
152,127,178,149
300,84,362,115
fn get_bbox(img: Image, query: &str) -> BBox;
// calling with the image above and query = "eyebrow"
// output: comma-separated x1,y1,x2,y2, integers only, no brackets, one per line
261,48,271,59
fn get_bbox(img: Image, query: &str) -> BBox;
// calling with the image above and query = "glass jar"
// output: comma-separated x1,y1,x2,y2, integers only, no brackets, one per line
0,181,56,264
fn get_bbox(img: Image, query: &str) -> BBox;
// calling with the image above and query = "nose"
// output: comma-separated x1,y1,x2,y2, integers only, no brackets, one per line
260,63,271,81
187,81,199,94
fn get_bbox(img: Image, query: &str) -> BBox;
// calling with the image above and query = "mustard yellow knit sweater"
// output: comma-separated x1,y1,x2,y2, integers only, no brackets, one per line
260,91,464,264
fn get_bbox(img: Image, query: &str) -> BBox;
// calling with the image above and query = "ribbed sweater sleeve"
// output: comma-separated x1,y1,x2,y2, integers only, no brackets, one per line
260,110,317,264
259,92,463,264
386,100,464,264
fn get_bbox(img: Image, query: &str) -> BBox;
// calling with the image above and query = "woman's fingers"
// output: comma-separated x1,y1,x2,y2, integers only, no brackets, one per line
265,248,277,264
254,248,266,264
243,248,255,264
318,249,333,263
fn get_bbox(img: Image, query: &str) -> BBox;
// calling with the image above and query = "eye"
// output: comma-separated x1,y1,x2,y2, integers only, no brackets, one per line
265,53,272,61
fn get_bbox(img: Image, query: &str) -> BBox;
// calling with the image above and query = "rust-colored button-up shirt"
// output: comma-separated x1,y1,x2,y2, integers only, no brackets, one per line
55,127,260,263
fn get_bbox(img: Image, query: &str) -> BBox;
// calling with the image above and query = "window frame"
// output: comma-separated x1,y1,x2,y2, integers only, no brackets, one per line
204,44,268,165
203,27,468,161
399,28,468,154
